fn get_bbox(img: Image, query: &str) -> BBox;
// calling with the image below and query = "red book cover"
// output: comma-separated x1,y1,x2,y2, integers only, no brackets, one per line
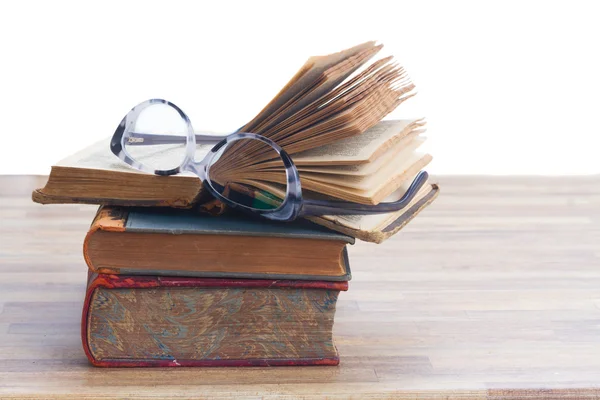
82,273,348,367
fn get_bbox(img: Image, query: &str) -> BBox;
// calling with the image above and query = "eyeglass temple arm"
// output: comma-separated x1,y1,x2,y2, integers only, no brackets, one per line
125,132,229,146
299,171,429,216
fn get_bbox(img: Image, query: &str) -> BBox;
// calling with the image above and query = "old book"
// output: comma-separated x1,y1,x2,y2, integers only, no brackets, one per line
82,273,348,367
84,206,353,281
31,138,206,208
33,41,436,242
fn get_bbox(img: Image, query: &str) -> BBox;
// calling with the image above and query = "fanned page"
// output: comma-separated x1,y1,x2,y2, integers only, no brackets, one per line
218,42,416,174
240,41,378,133
249,45,383,135
215,119,432,204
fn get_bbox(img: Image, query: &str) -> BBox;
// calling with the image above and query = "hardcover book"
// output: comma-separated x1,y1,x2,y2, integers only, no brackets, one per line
33,41,439,243
82,273,348,367
84,206,353,281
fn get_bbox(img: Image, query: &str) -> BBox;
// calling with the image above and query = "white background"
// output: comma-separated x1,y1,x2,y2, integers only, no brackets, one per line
0,0,598,175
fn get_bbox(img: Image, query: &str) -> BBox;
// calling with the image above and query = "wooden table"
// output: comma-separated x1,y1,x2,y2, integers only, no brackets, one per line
1,175,599,399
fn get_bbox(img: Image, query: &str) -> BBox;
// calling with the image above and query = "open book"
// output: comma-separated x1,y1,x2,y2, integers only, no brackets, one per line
33,41,438,242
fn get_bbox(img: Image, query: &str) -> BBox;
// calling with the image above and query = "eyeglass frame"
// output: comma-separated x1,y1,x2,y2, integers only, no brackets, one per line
110,98,429,222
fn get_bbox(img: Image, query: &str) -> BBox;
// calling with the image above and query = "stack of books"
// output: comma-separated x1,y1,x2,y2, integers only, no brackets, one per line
81,206,353,366
33,41,439,367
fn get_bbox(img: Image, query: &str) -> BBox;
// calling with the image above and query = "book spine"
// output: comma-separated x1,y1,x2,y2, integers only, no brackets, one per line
82,206,128,274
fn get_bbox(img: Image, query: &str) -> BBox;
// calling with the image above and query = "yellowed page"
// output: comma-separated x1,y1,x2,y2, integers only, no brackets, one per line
258,57,396,139
237,149,431,205
300,141,427,190
252,45,382,135
298,152,432,204
280,84,415,155
56,137,141,173
232,149,424,192
241,41,377,132
291,119,424,165
298,134,425,176
58,137,210,177
219,56,415,171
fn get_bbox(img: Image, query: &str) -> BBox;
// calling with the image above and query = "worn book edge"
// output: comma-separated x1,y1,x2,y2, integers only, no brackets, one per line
31,137,207,209
32,186,201,208
307,183,439,243
81,274,348,367
83,206,129,275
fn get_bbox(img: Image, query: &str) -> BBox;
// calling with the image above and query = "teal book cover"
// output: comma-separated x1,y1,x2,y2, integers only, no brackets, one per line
84,206,353,281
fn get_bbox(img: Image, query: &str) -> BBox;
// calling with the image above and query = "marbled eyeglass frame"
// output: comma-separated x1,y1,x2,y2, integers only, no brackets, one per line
110,99,429,222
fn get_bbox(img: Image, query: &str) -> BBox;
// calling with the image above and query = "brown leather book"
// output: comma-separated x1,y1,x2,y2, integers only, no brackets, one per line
82,273,348,367
83,206,353,281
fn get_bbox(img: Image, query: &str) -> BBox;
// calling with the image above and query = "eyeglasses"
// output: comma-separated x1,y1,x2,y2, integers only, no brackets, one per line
110,99,429,222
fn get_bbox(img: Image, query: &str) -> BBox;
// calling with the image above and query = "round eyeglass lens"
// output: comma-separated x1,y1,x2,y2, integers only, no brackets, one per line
206,138,288,211
123,102,189,171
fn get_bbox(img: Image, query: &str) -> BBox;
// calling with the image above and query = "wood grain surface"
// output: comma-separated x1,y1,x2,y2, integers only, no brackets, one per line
1,175,599,399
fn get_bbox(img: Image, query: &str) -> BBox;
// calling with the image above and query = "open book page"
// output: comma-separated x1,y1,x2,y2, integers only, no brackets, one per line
280,86,414,155
291,119,425,165
228,147,431,204
298,152,432,204
56,137,210,178
57,137,146,174
240,41,377,133
300,140,427,189
298,134,425,176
